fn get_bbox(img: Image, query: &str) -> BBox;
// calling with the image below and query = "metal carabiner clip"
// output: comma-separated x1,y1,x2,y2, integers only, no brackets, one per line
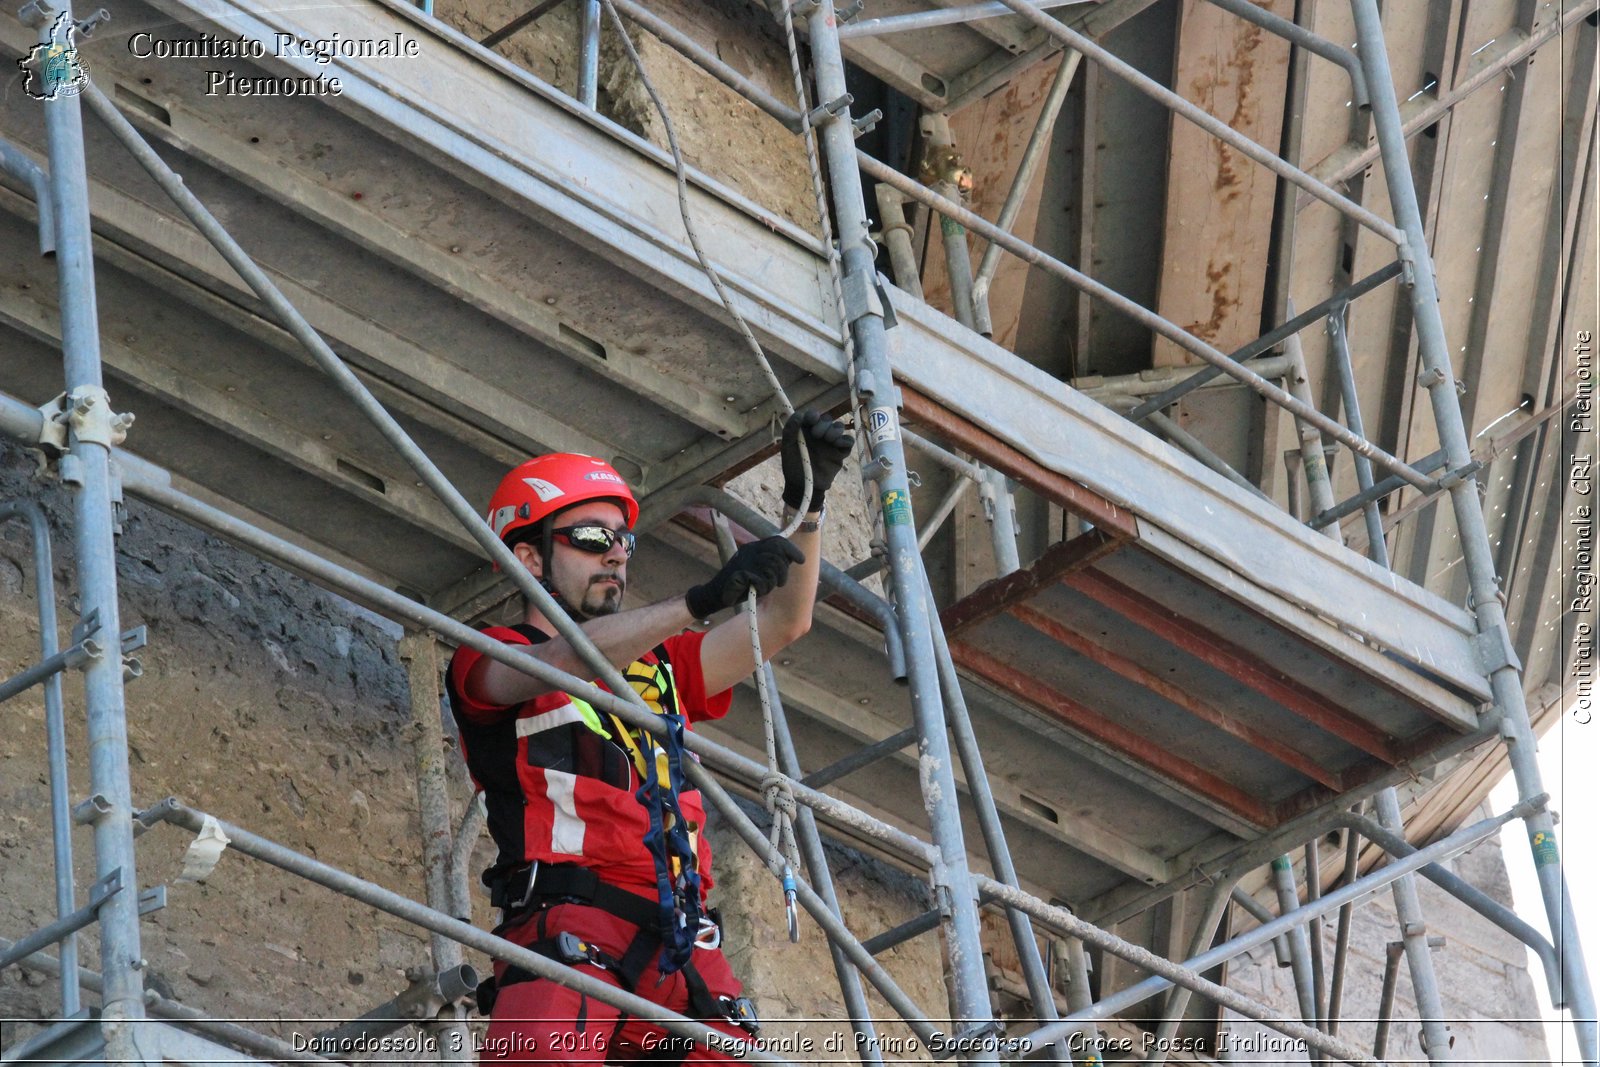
695,915,722,951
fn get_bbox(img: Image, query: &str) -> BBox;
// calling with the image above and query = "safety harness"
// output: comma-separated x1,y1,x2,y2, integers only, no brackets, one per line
610,660,704,976
475,863,758,1036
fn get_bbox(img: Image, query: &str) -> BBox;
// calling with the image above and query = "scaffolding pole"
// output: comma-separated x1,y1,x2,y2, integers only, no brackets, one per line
1349,3,1596,1061
29,1,147,1059
0,0,1587,1060
803,0,999,1051
0,500,80,1018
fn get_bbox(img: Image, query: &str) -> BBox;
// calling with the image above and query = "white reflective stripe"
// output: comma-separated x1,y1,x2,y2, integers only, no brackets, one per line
544,770,586,855
516,702,586,737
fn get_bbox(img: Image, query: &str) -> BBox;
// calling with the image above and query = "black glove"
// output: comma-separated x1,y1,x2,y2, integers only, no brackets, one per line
685,536,806,619
781,409,854,512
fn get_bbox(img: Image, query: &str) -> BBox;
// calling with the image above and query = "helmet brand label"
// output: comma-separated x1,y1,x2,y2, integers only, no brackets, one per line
523,477,566,502
585,470,625,484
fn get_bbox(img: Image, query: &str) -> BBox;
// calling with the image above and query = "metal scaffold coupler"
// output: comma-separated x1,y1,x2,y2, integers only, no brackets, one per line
66,386,135,448
805,93,854,130
16,0,58,28
74,7,109,35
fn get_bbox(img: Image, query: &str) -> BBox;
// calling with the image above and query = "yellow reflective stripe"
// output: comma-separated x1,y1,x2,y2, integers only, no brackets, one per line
516,699,612,740
567,696,611,739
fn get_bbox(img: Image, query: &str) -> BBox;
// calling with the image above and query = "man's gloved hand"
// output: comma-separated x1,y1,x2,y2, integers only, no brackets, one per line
781,409,855,513
685,536,806,619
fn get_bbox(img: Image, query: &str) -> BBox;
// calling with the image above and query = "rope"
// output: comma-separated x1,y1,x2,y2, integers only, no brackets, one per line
598,0,797,429
776,0,892,566
599,2,814,936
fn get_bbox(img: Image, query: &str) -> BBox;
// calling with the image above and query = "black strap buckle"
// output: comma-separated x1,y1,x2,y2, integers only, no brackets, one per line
718,995,760,1035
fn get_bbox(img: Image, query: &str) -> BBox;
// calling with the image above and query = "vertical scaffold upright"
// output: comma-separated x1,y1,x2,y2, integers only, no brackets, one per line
23,0,147,1059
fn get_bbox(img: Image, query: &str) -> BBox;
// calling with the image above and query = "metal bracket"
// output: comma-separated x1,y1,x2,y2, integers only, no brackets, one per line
1471,624,1521,675
835,0,863,20
71,607,102,647
874,274,899,330
852,108,882,138
1396,240,1418,287
137,885,167,916
74,6,108,34
16,0,58,27
66,387,135,448
1436,460,1481,491
120,625,147,683
121,626,148,654
1416,366,1447,390
805,93,854,130
73,793,113,825
89,867,123,907
841,267,884,324
35,393,69,454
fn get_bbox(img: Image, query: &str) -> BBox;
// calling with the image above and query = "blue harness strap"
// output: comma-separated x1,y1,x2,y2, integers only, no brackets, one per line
634,708,703,974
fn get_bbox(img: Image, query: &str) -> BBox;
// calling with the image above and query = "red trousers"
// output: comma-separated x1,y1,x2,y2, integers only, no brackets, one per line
481,902,750,1065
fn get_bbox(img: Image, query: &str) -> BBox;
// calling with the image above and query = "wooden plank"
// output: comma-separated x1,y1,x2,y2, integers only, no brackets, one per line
1152,0,1293,367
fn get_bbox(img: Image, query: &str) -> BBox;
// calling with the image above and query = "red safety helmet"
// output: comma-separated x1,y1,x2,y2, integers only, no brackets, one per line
486,453,639,546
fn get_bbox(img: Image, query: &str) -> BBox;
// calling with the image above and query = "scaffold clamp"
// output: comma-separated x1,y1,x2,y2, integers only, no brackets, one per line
1471,623,1520,675
34,393,69,454
16,0,57,27
805,93,853,130
842,267,883,324
65,386,135,448
74,6,108,35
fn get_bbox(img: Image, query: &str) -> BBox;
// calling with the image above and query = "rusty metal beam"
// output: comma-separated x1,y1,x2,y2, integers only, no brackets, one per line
941,527,1127,635
900,385,1140,538
946,643,1277,827
1064,571,1401,762
1009,603,1345,790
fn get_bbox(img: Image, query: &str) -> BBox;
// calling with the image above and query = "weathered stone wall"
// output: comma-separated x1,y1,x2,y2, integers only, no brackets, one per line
438,0,821,234
1220,822,1549,1062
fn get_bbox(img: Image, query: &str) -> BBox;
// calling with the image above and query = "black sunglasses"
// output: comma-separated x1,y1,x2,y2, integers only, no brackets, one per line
550,524,637,558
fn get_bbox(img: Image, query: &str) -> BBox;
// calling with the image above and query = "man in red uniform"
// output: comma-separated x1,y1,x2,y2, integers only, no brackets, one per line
447,410,852,1064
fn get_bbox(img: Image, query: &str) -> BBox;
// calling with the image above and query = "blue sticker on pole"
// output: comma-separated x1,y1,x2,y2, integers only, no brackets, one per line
1531,830,1560,868
882,489,912,526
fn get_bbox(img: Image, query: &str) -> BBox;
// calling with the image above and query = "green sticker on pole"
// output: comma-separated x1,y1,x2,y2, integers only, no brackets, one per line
1531,829,1560,868
882,488,912,527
